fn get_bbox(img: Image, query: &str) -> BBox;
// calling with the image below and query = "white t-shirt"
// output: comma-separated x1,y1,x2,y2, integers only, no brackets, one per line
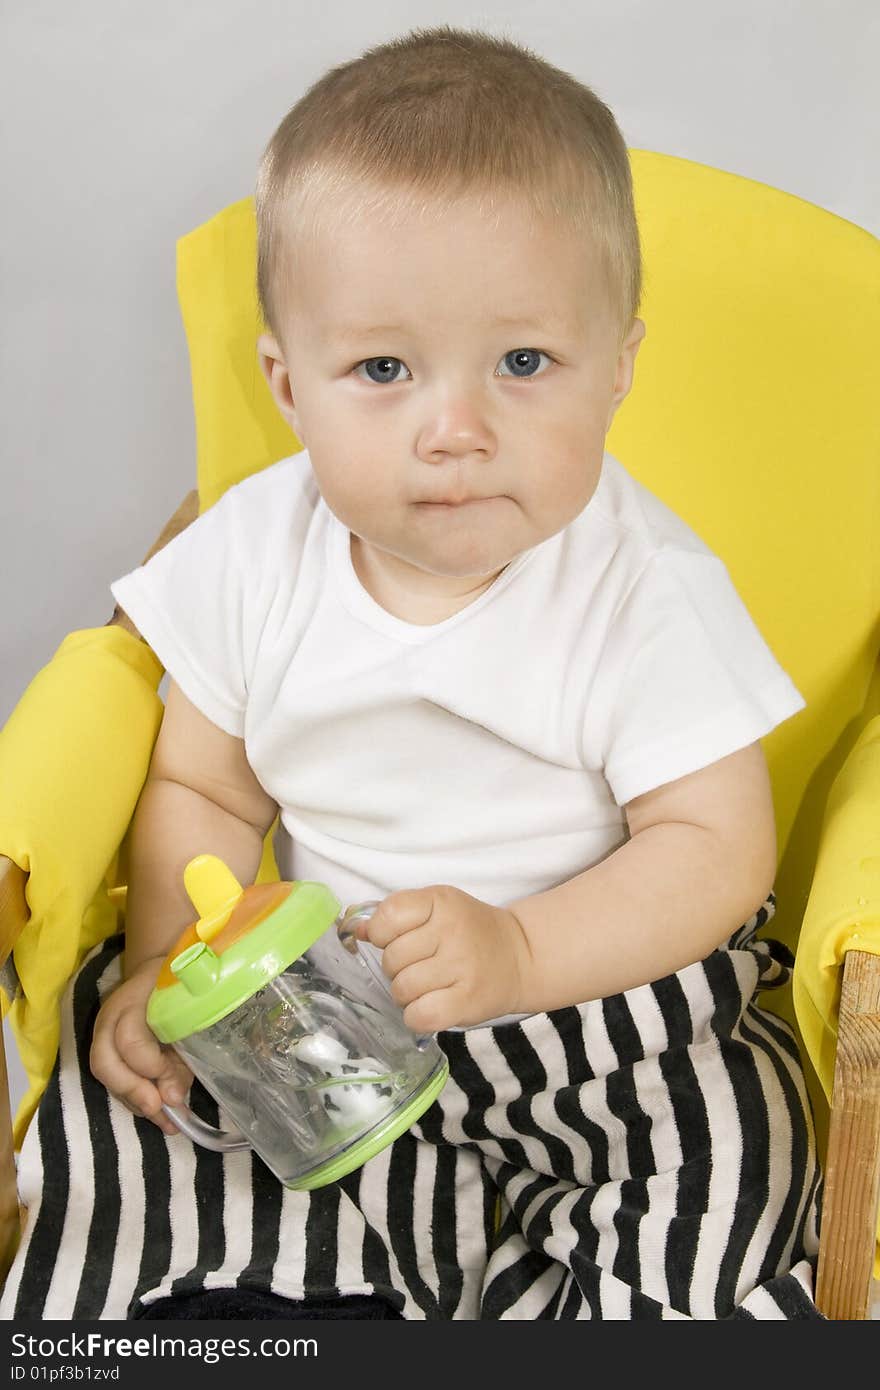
112,448,804,918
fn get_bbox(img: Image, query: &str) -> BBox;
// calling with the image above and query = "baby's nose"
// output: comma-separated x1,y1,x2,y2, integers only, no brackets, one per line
415,389,497,462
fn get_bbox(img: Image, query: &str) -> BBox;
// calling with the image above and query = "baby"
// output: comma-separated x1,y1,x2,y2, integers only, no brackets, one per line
85,26,821,1319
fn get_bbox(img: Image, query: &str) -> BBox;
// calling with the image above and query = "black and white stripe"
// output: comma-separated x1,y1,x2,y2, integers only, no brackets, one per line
1,895,822,1319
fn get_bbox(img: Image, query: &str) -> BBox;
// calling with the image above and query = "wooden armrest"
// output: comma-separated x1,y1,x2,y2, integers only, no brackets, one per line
0,854,28,1284
0,856,28,971
816,949,880,1319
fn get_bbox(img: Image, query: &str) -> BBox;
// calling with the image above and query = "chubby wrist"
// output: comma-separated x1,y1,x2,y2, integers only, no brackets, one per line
122,950,167,985
501,892,584,1015
499,905,536,1015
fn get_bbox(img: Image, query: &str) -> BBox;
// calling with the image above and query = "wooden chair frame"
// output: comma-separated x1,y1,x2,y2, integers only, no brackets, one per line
1,491,879,1319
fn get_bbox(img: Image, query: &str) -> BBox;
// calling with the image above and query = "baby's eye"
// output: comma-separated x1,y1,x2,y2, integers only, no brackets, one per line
496,349,552,379
353,357,412,385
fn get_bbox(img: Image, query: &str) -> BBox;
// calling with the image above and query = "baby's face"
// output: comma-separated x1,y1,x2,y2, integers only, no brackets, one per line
260,186,643,609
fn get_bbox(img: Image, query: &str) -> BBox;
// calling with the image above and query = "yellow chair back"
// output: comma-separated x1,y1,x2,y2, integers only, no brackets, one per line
176,151,880,1110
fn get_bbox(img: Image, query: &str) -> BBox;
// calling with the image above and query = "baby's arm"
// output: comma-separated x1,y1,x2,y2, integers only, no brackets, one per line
507,740,777,1011
89,678,279,1131
362,742,777,1031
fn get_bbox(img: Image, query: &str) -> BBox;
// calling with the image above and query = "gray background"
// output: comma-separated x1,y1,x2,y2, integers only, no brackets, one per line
1,2,878,1136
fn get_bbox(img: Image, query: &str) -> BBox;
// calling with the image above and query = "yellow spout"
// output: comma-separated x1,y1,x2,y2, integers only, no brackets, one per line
184,854,244,943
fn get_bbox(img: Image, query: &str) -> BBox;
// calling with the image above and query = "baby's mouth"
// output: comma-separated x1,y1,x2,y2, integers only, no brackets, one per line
414,494,500,508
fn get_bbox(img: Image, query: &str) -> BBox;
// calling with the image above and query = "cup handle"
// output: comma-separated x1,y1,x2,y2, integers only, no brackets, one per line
161,1101,252,1152
337,902,435,1051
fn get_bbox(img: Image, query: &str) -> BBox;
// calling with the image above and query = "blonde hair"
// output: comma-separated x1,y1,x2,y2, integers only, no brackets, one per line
256,25,641,342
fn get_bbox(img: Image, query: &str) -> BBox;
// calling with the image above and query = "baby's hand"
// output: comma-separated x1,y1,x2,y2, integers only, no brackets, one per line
357,885,531,1033
89,958,193,1135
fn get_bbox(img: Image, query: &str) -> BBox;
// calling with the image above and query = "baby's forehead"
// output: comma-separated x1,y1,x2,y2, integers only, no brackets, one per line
273,177,615,335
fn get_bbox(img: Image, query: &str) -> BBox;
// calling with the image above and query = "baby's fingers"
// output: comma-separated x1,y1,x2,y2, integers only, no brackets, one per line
121,1027,189,1089
89,1041,172,1131
380,925,438,983
117,1023,191,1107
363,889,436,947
92,1014,190,1132
114,1010,169,1077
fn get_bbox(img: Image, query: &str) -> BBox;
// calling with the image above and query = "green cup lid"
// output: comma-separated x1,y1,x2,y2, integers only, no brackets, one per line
147,855,341,1043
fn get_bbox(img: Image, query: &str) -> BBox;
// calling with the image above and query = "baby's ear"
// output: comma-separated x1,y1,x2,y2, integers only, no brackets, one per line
607,317,645,428
257,333,301,434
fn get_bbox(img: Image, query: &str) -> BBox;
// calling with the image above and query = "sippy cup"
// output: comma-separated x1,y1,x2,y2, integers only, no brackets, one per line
146,854,448,1189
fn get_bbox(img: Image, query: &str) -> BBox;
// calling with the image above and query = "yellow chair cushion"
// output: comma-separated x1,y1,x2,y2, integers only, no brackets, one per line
0,627,164,1142
177,197,297,513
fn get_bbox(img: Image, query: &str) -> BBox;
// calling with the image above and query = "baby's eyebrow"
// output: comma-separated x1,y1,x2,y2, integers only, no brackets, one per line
327,313,570,343
327,323,410,343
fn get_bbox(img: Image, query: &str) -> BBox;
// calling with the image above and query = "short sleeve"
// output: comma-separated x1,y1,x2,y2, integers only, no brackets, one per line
588,551,806,806
110,487,251,737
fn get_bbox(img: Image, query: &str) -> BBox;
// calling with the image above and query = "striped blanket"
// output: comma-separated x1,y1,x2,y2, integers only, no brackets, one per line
1,894,823,1319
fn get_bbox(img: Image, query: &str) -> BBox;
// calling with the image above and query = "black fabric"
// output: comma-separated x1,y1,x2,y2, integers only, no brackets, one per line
132,1288,403,1320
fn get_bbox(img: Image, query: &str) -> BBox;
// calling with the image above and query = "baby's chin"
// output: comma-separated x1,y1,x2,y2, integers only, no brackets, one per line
401,498,532,576
392,531,526,584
